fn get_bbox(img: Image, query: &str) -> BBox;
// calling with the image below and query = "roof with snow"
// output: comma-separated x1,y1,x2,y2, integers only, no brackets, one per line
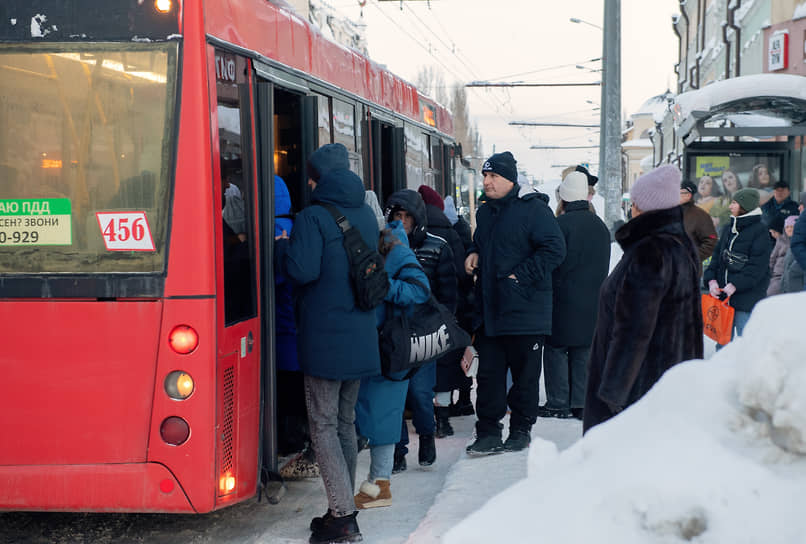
673,74,806,143
633,90,675,124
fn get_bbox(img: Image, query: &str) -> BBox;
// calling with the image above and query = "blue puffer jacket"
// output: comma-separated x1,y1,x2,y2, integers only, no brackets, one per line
355,221,430,445
275,168,381,380
274,176,298,371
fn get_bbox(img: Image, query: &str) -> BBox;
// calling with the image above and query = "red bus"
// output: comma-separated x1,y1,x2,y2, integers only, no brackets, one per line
0,0,459,513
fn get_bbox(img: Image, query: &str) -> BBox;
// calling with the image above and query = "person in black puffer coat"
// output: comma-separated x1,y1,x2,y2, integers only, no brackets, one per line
384,189,457,472
584,165,703,434
540,171,611,422
464,152,566,455
418,185,473,435
704,188,773,345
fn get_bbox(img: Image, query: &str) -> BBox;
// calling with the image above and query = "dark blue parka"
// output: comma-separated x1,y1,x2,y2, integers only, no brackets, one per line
703,208,773,313
790,209,806,289
274,168,381,380
355,221,430,445
471,184,566,336
761,195,799,234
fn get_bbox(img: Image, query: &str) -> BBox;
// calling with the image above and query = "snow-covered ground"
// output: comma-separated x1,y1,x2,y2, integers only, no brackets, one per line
445,292,806,544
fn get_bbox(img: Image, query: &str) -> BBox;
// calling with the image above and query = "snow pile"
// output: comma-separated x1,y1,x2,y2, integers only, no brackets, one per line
445,293,806,543
795,2,806,20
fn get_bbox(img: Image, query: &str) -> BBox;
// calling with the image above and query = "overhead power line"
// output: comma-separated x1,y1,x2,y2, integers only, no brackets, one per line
530,145,600,149
466,82,601,88
510,122,600,128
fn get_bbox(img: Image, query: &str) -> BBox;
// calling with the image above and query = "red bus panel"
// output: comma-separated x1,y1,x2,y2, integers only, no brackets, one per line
0,300,162,466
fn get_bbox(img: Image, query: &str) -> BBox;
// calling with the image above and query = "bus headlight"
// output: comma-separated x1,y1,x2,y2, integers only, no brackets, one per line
165,371,194,400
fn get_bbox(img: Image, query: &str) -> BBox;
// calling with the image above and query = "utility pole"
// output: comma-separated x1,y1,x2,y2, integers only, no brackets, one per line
600,0,622,229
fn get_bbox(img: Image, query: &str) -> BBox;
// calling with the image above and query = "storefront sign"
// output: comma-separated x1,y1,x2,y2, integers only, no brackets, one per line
769,32,789,71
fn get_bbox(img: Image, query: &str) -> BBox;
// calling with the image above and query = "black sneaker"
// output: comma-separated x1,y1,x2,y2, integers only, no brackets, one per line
392,450,407,474
309,511,362,544
465,435,504,456
310,510,333,532
503,430,531,452
571,408,584,421
537,405,573,419
418,434,436,466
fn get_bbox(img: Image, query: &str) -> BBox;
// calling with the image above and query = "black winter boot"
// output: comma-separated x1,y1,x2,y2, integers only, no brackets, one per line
309,511,362,543
434,407,454,438
451,387,475,416
418,434,436,466
310,510,333,532
392,449,407,474
466,435,504,456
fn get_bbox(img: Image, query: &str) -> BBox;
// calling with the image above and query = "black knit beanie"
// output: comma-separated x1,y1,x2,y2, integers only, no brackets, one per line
481,151,517,183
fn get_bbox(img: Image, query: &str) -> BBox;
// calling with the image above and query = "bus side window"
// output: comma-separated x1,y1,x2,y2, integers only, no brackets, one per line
216,66,256,325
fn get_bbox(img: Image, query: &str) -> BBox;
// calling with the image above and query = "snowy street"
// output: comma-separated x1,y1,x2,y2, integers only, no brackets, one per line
0,407,582,543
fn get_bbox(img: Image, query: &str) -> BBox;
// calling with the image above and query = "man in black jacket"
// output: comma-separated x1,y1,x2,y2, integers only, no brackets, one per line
464,151,566,455
385,189,457,472
761,181,800,237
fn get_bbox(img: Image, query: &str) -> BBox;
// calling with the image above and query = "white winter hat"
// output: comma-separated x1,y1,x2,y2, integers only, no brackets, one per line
559,171,589,202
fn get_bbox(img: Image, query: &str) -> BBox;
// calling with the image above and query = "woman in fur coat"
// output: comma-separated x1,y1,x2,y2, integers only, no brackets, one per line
583,166,703,434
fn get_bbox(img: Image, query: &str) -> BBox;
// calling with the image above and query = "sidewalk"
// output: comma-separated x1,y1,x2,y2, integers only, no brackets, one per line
254,412,582,543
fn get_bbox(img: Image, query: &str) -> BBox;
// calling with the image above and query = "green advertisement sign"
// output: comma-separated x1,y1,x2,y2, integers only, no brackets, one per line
0,198,72,246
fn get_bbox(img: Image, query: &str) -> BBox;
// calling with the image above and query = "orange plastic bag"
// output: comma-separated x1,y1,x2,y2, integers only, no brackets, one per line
701,294,735,345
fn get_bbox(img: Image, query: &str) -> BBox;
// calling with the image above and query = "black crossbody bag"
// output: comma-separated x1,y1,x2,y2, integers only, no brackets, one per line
315,202,389,311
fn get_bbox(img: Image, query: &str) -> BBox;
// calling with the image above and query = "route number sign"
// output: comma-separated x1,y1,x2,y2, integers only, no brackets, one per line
96,212,155,251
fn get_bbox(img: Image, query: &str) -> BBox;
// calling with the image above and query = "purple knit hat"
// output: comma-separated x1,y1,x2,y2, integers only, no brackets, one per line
630,165,682,212
785,215,798,228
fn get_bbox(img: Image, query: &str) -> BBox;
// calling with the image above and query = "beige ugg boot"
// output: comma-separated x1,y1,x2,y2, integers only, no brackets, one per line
353,479,392,509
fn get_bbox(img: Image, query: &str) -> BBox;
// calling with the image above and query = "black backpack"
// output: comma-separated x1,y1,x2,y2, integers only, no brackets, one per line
316,202,389,311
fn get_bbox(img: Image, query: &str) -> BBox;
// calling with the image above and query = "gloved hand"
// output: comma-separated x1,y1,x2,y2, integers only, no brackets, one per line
722,283,737,297
708,280,721,298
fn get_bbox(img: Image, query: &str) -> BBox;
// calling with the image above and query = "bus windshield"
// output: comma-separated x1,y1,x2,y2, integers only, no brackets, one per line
0,43,178,274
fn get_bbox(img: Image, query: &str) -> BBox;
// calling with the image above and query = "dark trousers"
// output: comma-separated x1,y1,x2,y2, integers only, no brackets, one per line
543,344,590,411
475,333,543,438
